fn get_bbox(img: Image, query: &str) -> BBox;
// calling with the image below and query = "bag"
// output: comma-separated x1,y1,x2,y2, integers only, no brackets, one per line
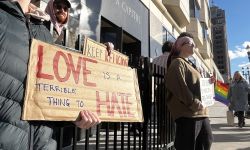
226,110,234,126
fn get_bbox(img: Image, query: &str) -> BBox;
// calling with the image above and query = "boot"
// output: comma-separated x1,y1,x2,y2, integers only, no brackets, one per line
238,116,244,128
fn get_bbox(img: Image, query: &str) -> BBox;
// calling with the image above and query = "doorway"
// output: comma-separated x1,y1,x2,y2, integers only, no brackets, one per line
101,17,141,68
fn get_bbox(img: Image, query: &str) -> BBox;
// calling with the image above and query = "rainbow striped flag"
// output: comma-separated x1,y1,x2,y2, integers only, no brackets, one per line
214,80,230,106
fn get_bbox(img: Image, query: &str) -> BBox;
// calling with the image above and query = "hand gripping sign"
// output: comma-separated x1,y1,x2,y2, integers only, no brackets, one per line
200,78,215,107
22,39,143,122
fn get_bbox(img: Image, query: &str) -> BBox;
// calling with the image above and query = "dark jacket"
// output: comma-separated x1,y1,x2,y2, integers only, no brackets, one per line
0,1,56,150
44,20,65,45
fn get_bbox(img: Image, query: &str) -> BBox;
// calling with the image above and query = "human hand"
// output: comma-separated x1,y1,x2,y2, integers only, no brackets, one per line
104,42,114,56
73,110,101,129
209,76,216,84
198,102,206,110
28,3,50,21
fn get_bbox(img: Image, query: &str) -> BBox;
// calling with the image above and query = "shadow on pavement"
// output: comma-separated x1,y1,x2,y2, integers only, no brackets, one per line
237,148,250,150
212,123,250,131
211,123,250,143
212,133,250,142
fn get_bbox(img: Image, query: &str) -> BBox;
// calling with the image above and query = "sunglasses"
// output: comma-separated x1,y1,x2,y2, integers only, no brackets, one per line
54,3,69,11
182,42,195,47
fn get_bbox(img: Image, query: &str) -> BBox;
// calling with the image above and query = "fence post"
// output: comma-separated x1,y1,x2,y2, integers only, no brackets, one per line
141,57,152,150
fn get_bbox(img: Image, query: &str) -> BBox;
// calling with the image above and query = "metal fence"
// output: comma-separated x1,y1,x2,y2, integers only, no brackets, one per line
54,58,175,150
51,30,175,150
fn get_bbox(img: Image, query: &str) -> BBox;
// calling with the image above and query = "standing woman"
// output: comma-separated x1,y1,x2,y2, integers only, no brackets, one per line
228,71,250,128
165,35,214,150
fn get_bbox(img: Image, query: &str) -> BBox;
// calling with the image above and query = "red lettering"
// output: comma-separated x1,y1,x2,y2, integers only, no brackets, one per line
118,92,127,115
67,54,81,84
36,46,98,86
118,92,133,117
82,57,97,87
120,58,127,66
116,55,120,65
36,45,53,80
96,91,111,116
96,91,133,118
105,52,115,64
125,93,134,117
53,51,71,82
111,92,124,117
105,51,109,62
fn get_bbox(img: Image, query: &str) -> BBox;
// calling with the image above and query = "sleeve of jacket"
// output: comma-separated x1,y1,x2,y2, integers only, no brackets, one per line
227,85,232,102
30,20,53,43
166,60,202,112
32,122,57,150
243,80,250,93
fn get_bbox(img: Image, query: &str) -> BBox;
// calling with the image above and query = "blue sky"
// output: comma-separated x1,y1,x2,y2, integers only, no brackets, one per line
212,0,250,77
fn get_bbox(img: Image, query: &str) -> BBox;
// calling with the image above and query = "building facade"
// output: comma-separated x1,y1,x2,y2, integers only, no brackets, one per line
38,0,223,81
30,0,225,148
211,5,231,82
154,0,222,80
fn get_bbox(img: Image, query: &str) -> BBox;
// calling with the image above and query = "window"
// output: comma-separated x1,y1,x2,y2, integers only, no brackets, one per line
190,0,200,19
217,10,224,17
217,18,225,24
167,31,176,42
201,22,208,39
101,17,141,68
215,35,222,39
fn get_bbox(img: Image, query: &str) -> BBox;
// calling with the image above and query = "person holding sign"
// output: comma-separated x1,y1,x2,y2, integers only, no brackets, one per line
44,0,114,54
228,71,250,128
0,0,100,150
165,33,215,150
45,0,71,44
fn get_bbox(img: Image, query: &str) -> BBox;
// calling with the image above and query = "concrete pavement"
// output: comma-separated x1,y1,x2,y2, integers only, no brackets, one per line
209,101,250,150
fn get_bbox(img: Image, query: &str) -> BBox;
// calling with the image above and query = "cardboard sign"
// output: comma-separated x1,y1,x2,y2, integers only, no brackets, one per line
22,39,143,122
83,37,129,66
200,78,215,107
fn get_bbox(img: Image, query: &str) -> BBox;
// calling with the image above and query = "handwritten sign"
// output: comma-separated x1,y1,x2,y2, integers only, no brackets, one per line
22,39,143,122
83,37,129,66
200,78,215,107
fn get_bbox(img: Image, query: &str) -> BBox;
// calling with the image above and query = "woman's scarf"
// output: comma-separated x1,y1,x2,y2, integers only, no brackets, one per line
167,36,194,68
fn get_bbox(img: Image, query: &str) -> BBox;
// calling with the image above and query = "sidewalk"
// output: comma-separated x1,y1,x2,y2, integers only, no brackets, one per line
209,101,250,150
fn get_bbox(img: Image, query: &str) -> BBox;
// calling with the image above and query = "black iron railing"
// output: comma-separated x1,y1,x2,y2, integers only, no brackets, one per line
54,58,175,150
52,30,175,150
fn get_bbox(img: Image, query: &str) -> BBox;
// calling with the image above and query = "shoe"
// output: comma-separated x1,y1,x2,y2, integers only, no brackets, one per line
238,122,244,128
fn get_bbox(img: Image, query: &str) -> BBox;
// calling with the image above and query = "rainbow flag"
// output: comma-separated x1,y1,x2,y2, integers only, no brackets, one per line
214,80,230,106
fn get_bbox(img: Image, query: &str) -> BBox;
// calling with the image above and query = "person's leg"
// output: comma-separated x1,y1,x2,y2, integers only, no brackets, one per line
194,118,205,150
194,119,203,150
174,118,198,150
238,111,244,127
195,118,213,150
242,111,246,127
236,111,241,127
